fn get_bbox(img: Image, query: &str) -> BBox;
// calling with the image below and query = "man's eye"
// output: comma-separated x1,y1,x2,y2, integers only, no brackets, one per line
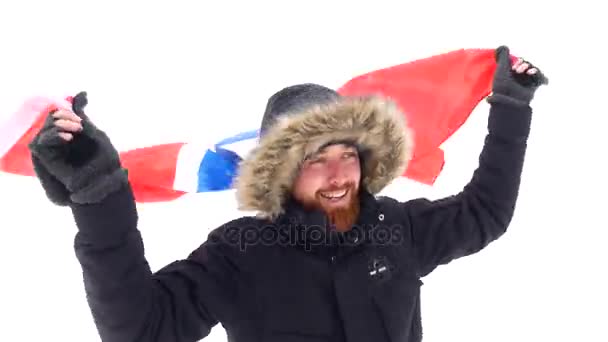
304,155,323,165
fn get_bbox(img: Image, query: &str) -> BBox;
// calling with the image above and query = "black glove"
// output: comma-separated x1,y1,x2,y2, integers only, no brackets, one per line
488,45,549,107
29,95,90,206
28,91,128,205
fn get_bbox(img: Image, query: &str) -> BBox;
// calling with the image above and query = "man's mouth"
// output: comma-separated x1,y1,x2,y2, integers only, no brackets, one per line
319,188,349,201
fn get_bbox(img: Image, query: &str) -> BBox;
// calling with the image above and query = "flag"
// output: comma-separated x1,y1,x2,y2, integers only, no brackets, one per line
0,48,511,203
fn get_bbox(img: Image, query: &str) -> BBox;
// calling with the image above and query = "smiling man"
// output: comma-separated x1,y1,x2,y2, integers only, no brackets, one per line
28,45,547,342
293,143,363,232
257,86,373,233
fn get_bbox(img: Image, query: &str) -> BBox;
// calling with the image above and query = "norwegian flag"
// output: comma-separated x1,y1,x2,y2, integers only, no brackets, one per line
0,48,510,203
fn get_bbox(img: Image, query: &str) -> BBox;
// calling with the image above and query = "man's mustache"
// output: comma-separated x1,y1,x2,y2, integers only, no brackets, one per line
316,181,356,194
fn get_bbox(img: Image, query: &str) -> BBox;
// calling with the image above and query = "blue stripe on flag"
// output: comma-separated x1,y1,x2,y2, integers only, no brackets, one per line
214,129,259,149
196,129,259,192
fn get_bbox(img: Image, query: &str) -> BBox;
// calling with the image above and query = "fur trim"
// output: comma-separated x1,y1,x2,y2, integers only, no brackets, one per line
233,96,414,219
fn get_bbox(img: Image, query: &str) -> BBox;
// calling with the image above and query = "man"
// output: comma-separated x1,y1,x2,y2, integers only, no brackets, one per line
28,45,547,342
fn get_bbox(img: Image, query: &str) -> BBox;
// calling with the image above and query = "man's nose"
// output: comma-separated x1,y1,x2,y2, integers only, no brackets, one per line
327,159,348,183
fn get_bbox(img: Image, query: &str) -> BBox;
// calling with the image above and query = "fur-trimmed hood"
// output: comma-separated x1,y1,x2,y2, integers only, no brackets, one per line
233,95,414,219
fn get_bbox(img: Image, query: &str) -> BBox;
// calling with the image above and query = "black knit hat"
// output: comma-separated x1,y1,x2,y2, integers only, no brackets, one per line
259,83,341,137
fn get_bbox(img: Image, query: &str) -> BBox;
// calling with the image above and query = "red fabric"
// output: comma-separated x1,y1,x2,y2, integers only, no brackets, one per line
1,47,513,202
338,48,503,184
0,97,70,176
119,143,187,202
0,103,56,177
0,100,186,202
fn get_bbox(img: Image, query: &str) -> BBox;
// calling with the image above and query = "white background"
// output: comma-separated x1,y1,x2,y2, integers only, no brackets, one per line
0,1,606,341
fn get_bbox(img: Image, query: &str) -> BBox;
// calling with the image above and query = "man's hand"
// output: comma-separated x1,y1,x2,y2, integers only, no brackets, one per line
49,108,84,142
28,92,127,205
489,45,548,106
28,93,88,205
513,58,539,75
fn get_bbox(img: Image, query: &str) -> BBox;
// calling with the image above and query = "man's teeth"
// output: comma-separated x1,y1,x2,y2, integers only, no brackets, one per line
321,189,347,198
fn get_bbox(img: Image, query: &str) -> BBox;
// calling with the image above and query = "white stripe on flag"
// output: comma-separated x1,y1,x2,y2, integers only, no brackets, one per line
172,134,257,193
172,142,212,193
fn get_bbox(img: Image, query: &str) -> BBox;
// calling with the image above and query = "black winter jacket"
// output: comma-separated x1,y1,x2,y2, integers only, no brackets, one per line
70,100,532,342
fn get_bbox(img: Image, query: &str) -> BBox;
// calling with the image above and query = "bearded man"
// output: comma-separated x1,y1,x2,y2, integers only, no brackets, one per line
28,45,547,342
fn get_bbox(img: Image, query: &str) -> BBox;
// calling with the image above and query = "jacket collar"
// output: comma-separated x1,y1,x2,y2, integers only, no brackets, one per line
275,189,381,257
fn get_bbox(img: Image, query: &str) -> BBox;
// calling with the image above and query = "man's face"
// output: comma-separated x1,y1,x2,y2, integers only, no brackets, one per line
292,143,362,231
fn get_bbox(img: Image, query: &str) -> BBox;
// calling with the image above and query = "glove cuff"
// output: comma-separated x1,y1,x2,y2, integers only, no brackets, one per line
70,168,129,204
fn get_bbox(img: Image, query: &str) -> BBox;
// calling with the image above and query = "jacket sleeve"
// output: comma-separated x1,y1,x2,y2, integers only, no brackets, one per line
70,182,247,342
404,100,532,277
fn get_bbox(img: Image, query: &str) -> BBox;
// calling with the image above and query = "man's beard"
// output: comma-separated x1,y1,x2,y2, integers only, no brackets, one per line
325,195,360,232
301,182,360,232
